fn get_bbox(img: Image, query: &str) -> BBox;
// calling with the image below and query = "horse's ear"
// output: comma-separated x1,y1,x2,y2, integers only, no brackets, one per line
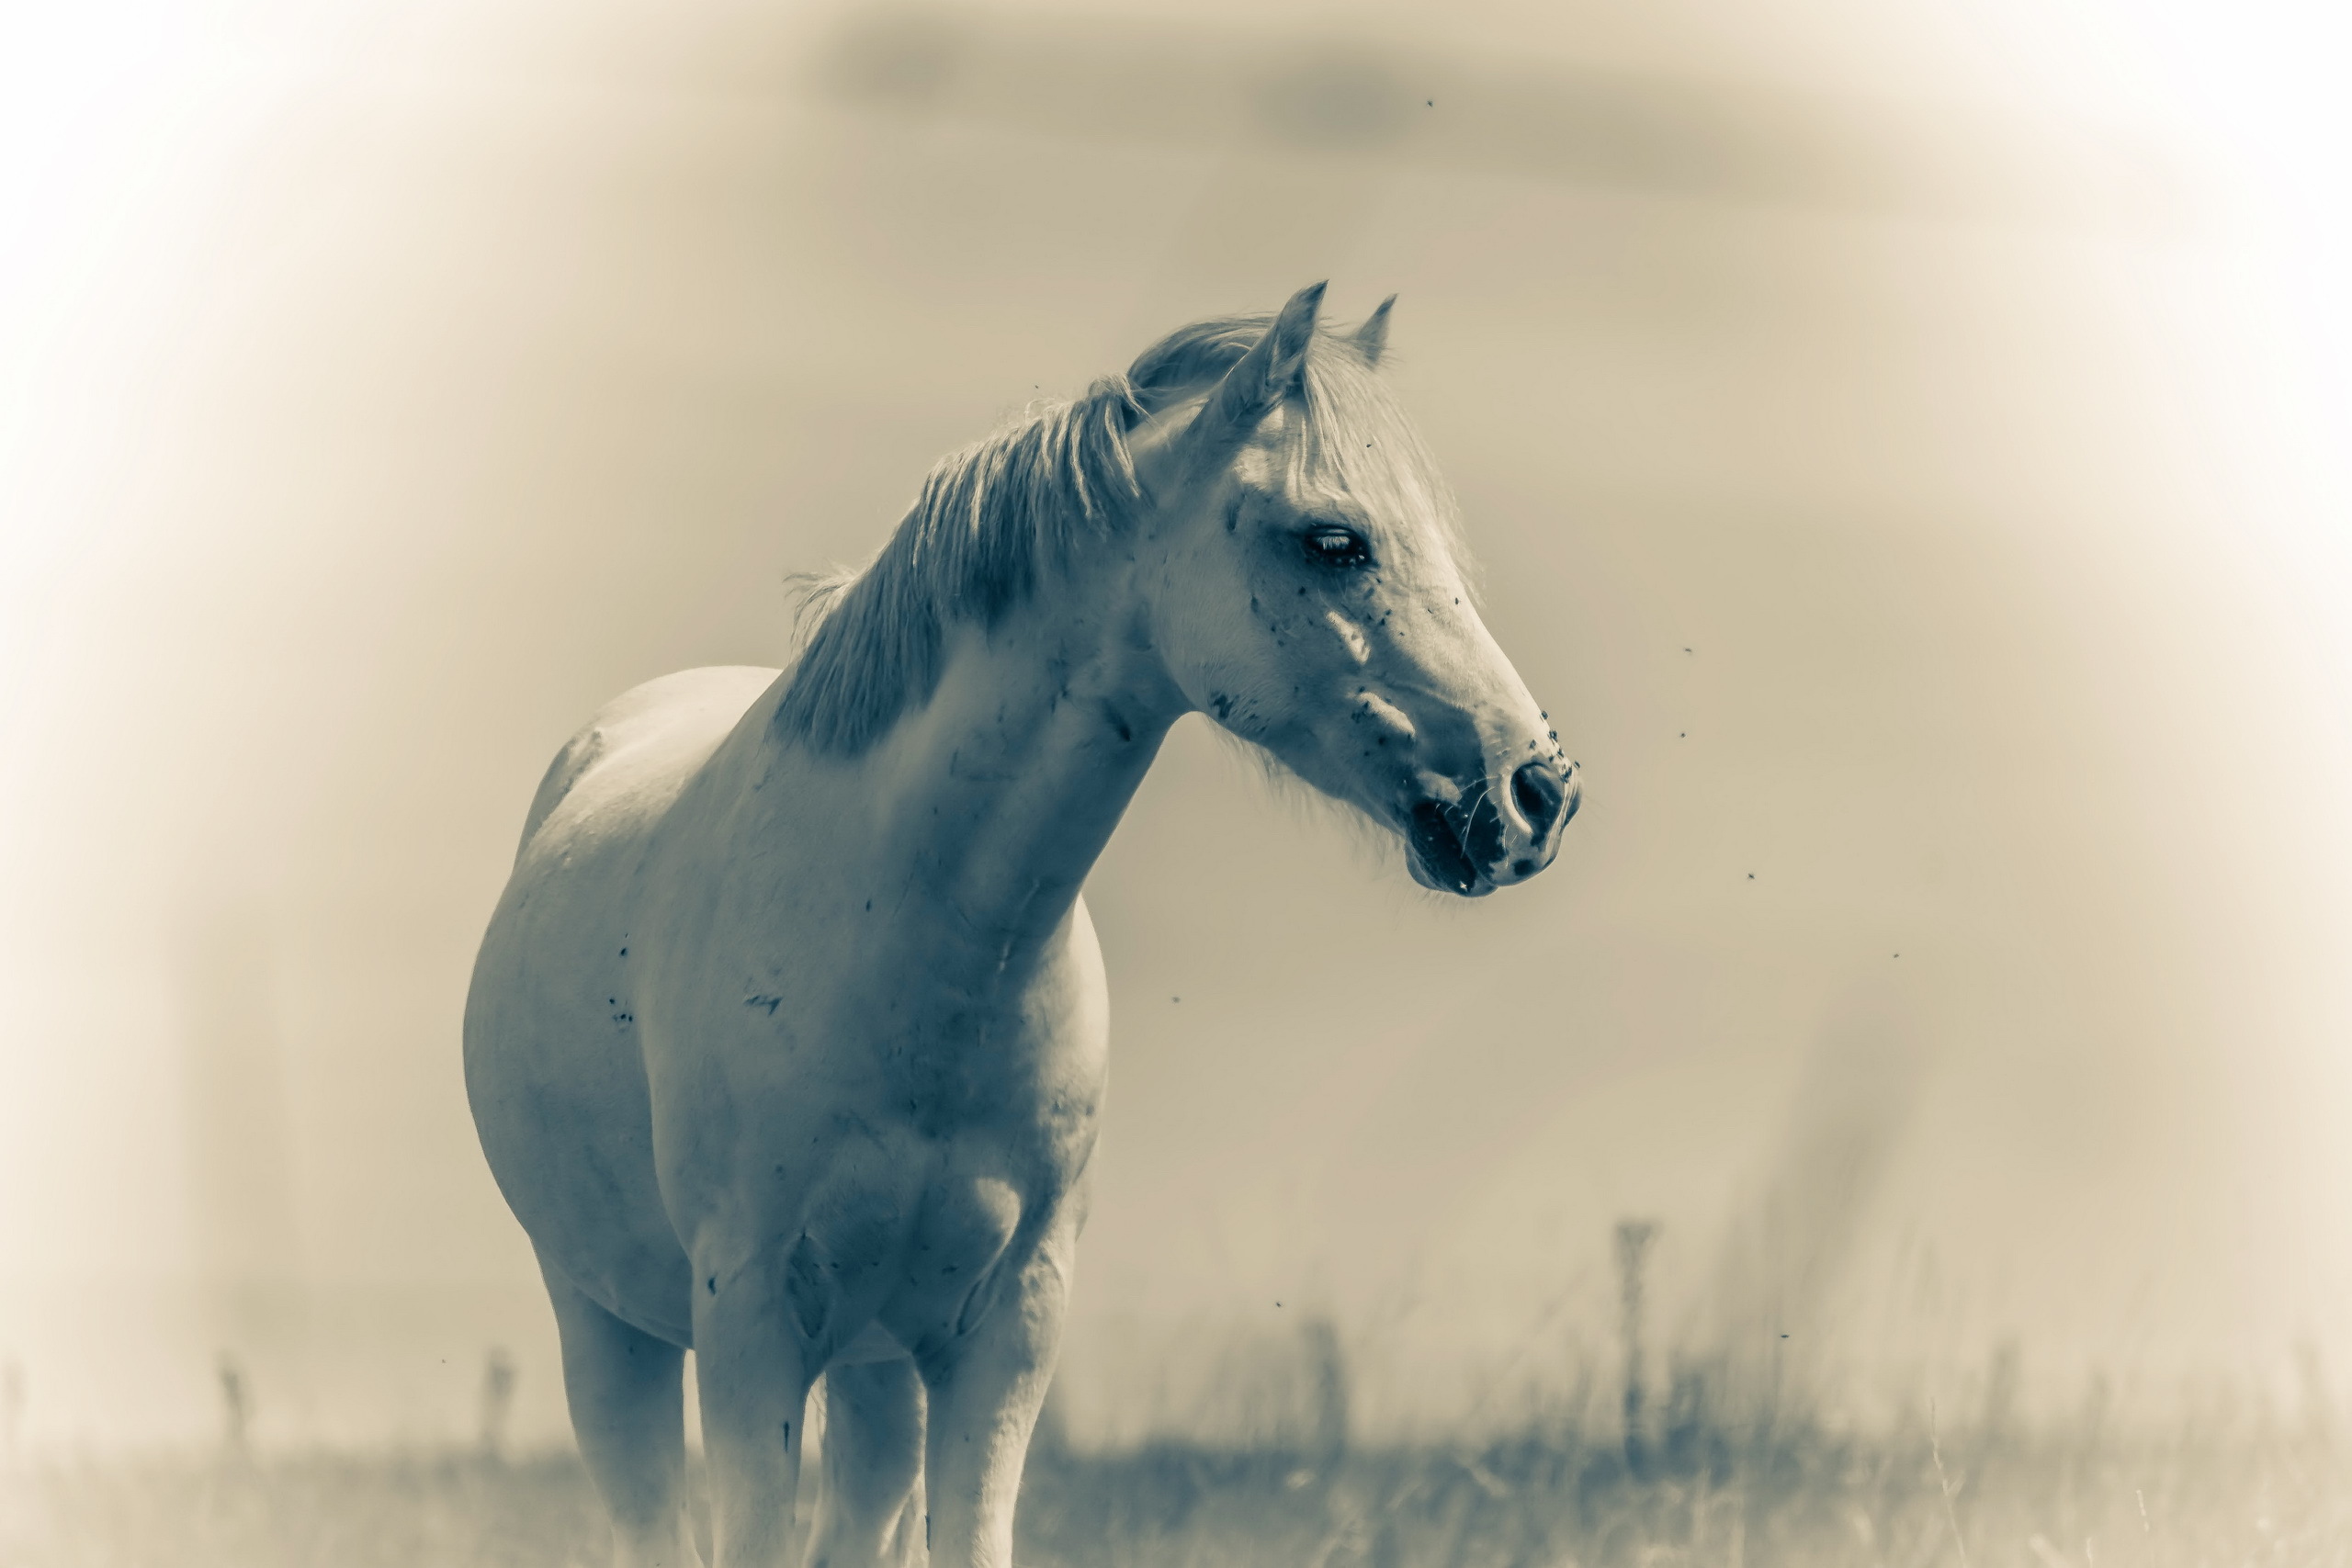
1183,280,1326,462
1353,295,1396,365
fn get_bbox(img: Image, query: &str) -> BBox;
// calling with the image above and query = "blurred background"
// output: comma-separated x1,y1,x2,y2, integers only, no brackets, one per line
3,0,2350,1456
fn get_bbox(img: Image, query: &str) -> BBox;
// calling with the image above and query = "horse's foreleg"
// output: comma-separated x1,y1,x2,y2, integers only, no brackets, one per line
694,1256,816,1568
807,1357,926,1568
539,1258,702,1568
916,1237,1073,1568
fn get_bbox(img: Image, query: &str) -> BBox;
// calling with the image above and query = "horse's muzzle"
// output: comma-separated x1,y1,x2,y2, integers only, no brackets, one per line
1404,777,1515,896
1402,759,1578,897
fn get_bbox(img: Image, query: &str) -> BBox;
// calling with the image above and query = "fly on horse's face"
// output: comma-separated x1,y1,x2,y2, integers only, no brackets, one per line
1133,284,1579,897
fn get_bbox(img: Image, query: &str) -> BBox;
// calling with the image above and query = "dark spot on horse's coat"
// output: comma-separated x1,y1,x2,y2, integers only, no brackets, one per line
1512,859,1536,877
1211,694,1233,721
865,899,873,911
618,947,628,956
707,1276,717,1294
747,995,784,1014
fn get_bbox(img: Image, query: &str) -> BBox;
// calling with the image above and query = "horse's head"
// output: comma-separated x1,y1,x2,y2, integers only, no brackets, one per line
1129,282,1577,897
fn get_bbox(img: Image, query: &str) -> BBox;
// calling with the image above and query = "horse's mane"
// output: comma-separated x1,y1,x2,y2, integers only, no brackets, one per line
775,310,1458,756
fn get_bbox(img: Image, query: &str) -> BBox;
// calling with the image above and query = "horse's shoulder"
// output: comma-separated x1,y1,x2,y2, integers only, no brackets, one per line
517,665,784,856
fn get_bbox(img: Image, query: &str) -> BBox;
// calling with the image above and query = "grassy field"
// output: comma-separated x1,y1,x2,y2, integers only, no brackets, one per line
9,1412,2348,1568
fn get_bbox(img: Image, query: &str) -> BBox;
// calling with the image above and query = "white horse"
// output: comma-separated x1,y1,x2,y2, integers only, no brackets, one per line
464,283,1578,1568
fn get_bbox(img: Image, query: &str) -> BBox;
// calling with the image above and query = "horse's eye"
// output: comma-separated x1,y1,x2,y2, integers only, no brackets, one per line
1303,526,1370,567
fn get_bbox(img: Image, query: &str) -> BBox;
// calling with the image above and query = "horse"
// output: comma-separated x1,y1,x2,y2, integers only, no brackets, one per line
463,282,1579,1568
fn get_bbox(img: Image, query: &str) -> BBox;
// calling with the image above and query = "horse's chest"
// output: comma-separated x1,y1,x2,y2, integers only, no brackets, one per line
884,1008,1099,1137
646,989,1102,1230
636,878,1110,1250
666,912,1105,1126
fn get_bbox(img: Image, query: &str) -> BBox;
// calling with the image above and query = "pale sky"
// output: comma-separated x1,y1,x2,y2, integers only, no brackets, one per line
3,0,2350,1447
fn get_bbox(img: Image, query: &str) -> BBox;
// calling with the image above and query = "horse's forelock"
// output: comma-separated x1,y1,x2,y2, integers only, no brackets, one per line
1125,316,1267,411
1289,343,1473,587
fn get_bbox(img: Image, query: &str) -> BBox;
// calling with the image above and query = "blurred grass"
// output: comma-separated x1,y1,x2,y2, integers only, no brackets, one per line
8,1411,2349,1568
2,1450,608,1568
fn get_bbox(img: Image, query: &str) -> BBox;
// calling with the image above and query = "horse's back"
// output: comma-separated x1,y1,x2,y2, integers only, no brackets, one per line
517,664,783,859
468,663,783,1341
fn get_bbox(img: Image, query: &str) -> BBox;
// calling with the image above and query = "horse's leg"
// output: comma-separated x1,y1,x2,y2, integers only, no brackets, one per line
540,1259,702,1568
806,1358,926,1568
917,1244,1071,1568
694,1257,816,1568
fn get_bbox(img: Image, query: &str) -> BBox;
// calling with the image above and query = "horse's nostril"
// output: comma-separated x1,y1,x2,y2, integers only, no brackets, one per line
1510,760,1566,836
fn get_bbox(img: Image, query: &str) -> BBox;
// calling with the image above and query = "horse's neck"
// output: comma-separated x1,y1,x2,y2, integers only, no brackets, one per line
767,581,1183,969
